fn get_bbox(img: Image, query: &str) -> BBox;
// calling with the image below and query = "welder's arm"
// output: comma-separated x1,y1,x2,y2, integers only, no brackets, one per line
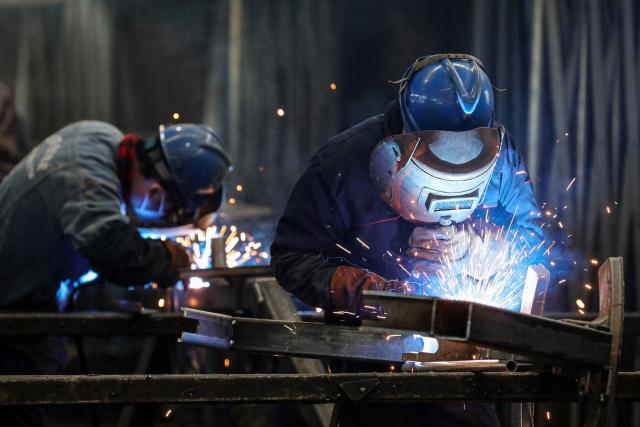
271,156,401,312
496,134,545,255
271,157,344,309
59,179,188,287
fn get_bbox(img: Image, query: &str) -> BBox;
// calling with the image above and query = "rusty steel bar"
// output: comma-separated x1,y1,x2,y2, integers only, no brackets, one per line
0,372,639,405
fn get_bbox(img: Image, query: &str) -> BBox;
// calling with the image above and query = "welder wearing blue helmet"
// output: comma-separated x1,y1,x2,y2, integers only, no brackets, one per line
271,54,545,427
0,121,230,426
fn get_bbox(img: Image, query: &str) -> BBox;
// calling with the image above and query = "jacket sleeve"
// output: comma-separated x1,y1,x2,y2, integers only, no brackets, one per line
270,154,347,309
58,177,172,286
496,132,546,261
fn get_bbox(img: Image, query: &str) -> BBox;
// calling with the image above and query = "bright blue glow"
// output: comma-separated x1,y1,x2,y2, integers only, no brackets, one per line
78,270,98,284
456,92,482,115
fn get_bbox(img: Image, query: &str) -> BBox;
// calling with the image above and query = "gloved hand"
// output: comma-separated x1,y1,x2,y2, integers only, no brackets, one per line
407,222,509,281
407,223,477,262
329,266,412,319
158,240,191,287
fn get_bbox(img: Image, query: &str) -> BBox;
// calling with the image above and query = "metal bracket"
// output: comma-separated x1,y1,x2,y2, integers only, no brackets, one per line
339,379,380,401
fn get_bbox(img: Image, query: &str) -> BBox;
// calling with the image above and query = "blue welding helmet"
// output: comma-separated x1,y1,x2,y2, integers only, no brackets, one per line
399,54,494,132
139,123,231,227
370,127,502,225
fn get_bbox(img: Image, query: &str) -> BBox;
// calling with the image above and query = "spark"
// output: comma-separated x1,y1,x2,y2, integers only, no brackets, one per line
385,334,401,341
356,237,370,250
236,184,243,192
172,112,180,120
584,283,592,290
335,243,351,255
546,411,551,420
566,177,576,191
606,206,611,214
398,263,411,276
415,221,534,311
576,299,585,309
558,279,566,284
329,82,337,91
515,170,527,175
283,324,297,334
228,198,237,205
165,409,173,418
158,298,165,308
590,258,599,265
558,221,564,228
276,108,285,117
578,309,585,315
224,358,231,368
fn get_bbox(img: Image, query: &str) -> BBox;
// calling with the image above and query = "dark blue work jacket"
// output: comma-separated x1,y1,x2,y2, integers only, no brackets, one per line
271,106,545,310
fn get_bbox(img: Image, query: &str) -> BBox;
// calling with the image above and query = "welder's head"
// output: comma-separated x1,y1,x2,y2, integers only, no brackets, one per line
369,54,500,226
370,128,501,226
398,53,494,132
128,123,231,228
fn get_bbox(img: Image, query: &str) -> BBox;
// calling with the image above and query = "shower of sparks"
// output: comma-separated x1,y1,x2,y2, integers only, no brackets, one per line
416,220,537,311
566,177,576,191
170,224,270,269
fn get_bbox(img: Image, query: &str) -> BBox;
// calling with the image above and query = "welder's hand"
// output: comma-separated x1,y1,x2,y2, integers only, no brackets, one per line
407,224,476,263
329,266,412,319
158,240,191,288
461,223,510,281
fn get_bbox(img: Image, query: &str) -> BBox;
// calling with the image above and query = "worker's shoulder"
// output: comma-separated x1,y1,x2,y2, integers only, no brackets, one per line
57,120,123,141
315,115,385,162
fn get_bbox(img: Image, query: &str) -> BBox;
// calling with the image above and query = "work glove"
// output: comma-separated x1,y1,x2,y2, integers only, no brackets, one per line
158,240,191,288
329,266,413,320
408,222,508,281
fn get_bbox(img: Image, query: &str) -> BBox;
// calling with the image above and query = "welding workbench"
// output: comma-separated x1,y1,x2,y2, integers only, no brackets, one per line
0,260,638,427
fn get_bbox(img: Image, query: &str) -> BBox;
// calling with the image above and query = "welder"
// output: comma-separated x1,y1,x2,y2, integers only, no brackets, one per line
0,121,230,426
271,54,545,426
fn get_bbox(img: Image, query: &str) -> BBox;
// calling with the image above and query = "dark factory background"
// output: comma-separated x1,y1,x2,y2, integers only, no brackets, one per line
0,0,639,425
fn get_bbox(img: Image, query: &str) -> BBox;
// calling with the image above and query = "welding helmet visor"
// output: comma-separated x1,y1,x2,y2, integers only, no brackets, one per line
369,127,502,225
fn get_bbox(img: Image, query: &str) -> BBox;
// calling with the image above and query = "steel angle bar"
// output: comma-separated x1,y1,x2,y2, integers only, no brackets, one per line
362,291,612,366
181,308,425,362
0,312,196,336
179,266,272,280
3,372,640,405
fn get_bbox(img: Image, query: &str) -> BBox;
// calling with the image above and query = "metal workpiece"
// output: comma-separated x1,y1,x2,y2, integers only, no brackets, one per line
181,308,426,362
362,291,612,366
179,265,272,280
0,312,197,336
1,372,640,406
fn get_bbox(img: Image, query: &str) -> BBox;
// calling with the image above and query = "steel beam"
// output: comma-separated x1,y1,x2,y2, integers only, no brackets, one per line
0,372,639,405
179,266,272,280
181,308,425,362
0,312,196,336
362,292,612,366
